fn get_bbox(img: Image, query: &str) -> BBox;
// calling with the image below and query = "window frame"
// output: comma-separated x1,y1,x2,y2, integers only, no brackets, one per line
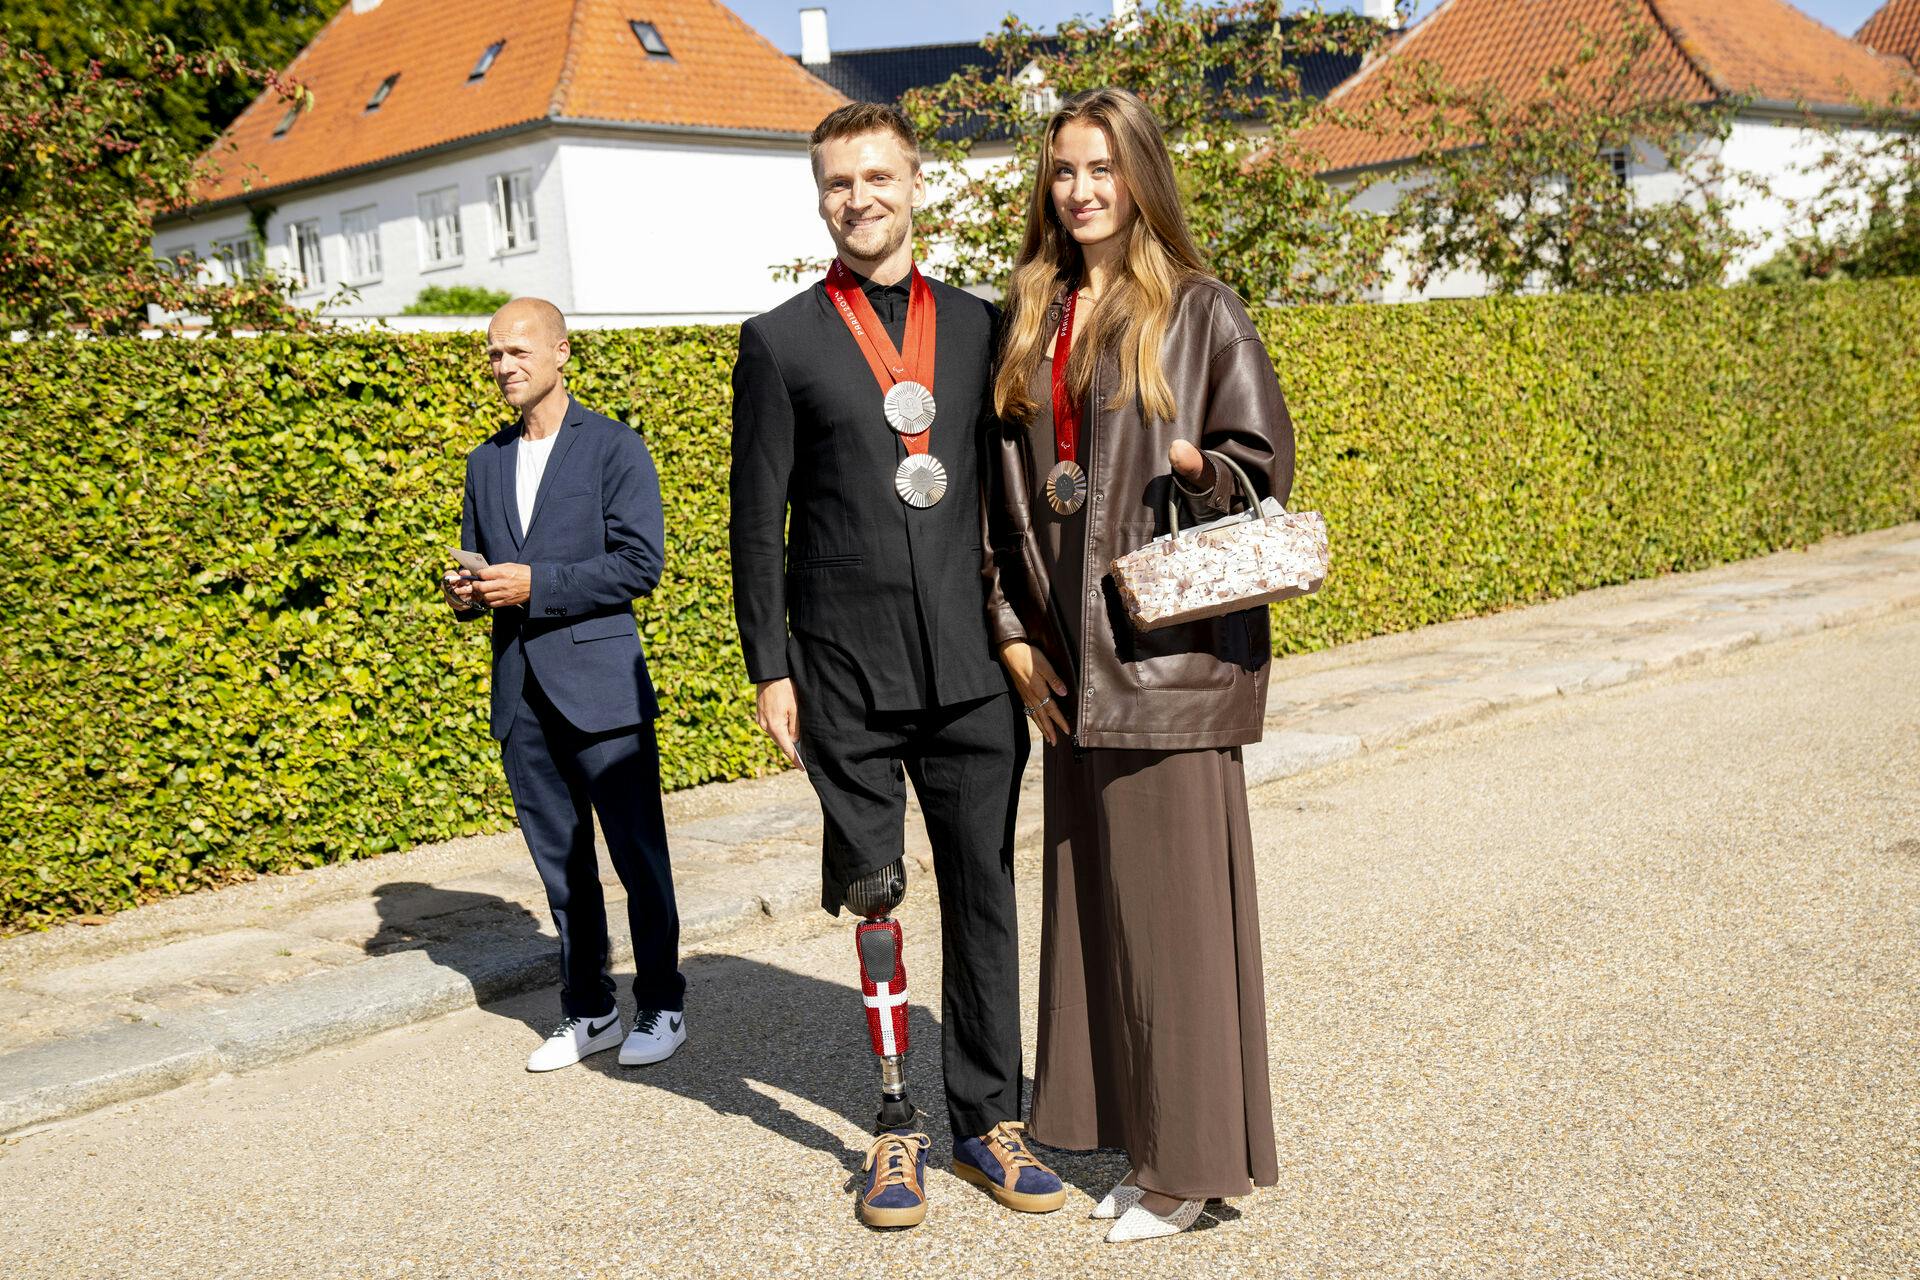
629,21,672,59
416,186,466,270
341,205,384,284
288,218,327,293
487,170,539,257
366,73,399,112
210,235,262,284
469,40,505,81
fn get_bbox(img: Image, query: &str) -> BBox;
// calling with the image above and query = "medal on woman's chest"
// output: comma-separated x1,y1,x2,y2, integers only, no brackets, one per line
1045,288,1088,517
824,259,944,507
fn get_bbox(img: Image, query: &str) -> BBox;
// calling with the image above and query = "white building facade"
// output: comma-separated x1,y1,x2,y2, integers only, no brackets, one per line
155,125,832,327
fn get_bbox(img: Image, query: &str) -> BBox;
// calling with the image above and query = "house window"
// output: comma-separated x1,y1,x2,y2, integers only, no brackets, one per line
273,105,300,137
342,206,383,282
211,235,261,283
469,40,505,80
366,73,398,111
488,171,537,255
630,21,672,58
1602,147,1630,186
417,187,464,267
289,219,326,290
159,245,195,277
1015,62,1058,116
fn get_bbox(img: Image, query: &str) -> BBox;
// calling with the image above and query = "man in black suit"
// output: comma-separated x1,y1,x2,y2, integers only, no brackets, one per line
442,297,685,1073
729,104,1062,1229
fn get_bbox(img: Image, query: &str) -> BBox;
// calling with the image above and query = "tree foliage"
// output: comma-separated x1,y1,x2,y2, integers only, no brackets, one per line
403,284,515,316
783,0,1404,305
1373,3,1747,295
1752,100,1920,285
0,30,319,334
0,1,329,145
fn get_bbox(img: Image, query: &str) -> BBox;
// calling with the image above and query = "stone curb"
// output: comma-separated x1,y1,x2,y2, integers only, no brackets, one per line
4,560,1916,1136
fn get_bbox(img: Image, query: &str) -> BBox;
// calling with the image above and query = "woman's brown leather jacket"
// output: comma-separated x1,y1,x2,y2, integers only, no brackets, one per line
983,274,1294,750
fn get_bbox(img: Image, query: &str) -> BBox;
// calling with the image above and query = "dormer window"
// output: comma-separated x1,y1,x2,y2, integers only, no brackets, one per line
366,73,399,111
469,40,505,81
629,21,672,59
272,105,299,137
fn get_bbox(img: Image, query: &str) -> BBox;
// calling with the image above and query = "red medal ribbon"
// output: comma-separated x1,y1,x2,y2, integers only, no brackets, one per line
1049,288,1080,464
823,259,938,456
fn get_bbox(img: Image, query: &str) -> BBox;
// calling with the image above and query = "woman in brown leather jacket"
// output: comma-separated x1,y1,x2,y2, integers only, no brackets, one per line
984,87,1293,1243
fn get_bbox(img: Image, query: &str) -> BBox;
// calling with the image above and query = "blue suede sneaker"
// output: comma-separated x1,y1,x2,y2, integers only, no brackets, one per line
858,1129,932,1229
953,1119,1067,1213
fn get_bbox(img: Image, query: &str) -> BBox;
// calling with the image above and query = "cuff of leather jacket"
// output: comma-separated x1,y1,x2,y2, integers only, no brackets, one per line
1174,461,1234,515
987,602,1028,650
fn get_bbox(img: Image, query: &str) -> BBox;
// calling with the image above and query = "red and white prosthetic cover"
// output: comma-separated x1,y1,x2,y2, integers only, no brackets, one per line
856,918,909,1058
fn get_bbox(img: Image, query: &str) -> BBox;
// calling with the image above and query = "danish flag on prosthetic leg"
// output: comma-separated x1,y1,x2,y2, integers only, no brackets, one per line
856,918,910,1059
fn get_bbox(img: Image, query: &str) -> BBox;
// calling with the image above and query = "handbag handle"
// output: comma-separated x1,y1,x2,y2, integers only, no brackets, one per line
1165,449,1270,539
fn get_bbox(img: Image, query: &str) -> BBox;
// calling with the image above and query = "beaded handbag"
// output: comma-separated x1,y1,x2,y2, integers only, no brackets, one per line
1110,451,1329,631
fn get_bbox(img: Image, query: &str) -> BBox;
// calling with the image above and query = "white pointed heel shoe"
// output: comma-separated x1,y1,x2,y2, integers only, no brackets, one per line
1090,1173,1144,1220
1105,1196,1205,1243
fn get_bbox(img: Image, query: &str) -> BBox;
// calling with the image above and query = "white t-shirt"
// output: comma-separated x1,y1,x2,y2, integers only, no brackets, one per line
515,427,562,533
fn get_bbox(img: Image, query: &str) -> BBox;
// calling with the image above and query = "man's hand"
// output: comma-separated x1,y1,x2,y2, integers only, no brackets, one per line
999,641,1072,746
471,562,532,609
755,677,805,771
441,570,481,612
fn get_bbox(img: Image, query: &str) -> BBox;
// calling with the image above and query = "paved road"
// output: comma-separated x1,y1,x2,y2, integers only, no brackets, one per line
4,615,1916,1279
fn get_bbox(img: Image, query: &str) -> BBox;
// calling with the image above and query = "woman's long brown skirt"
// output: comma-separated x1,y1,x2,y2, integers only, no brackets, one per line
1027,742,1279,1200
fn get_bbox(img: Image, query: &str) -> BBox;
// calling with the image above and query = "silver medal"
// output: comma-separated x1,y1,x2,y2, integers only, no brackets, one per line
883,380,937,435
894,453,948,508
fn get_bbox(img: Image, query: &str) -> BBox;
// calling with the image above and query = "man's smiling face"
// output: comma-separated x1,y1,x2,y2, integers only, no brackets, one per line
815,129,925,268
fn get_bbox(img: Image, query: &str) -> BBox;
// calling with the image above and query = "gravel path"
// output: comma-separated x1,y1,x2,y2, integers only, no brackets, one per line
3,613,1915,1279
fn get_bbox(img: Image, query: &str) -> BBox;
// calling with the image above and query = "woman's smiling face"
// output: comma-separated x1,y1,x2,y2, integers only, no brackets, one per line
1050,119,1136,252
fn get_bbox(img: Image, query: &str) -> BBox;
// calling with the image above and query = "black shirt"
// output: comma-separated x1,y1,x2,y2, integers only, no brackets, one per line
728,270,1006,712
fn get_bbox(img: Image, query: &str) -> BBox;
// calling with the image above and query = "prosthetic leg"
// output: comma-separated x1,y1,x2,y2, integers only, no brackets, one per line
846,859,917,1131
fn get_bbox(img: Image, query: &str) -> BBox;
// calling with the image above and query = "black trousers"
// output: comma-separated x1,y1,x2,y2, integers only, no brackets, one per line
500,670,685,1019
793,636,1029,1139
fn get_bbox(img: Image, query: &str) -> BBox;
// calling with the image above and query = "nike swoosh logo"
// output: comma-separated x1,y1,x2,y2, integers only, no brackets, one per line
587,1017,618,1037
669,1016,683,1033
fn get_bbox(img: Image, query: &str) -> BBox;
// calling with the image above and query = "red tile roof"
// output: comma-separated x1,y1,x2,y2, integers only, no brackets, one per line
1859,0,1920,68
1297,0,1920,174
193,0,847,206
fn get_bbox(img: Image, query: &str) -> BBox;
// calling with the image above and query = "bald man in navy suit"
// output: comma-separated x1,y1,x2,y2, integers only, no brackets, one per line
442,298,686,1073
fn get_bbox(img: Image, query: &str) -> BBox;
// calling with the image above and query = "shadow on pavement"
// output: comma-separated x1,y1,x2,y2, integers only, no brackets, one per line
371,881,1130,1203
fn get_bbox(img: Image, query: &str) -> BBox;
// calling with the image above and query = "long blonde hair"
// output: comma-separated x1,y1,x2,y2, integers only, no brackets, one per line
993,88,1208,425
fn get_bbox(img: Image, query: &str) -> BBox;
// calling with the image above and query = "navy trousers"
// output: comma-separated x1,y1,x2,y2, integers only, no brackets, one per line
500,669,685,1018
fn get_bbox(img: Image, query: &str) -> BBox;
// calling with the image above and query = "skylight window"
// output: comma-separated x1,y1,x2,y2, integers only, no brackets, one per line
273,105,299,137
630,21,672,59
469,40,505,81
366,73,398,111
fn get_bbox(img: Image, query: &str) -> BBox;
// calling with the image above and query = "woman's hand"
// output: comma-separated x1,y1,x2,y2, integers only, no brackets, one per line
1169,439,1214,489
999,641,1072,746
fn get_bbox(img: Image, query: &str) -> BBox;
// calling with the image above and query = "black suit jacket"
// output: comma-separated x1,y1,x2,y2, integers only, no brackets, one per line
456,396,664,739
729,274,1006,712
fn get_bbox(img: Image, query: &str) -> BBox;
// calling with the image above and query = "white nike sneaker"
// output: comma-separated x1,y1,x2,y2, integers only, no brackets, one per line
618,1008,686,1066
525,1011,625,1072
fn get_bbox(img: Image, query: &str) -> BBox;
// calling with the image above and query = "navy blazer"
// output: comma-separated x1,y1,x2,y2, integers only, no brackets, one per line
456,395,664,739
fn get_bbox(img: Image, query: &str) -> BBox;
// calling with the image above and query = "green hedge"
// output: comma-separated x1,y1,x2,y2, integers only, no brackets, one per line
2,281,1917,929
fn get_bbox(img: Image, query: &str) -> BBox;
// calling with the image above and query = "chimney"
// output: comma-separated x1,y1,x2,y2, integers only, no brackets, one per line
800,7,830,66
350,0,383,13
1361,0,1401,26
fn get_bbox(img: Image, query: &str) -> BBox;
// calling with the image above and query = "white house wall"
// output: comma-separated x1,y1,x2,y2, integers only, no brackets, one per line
154,134,572,317
554,135,826,322
1331,118,1858,301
